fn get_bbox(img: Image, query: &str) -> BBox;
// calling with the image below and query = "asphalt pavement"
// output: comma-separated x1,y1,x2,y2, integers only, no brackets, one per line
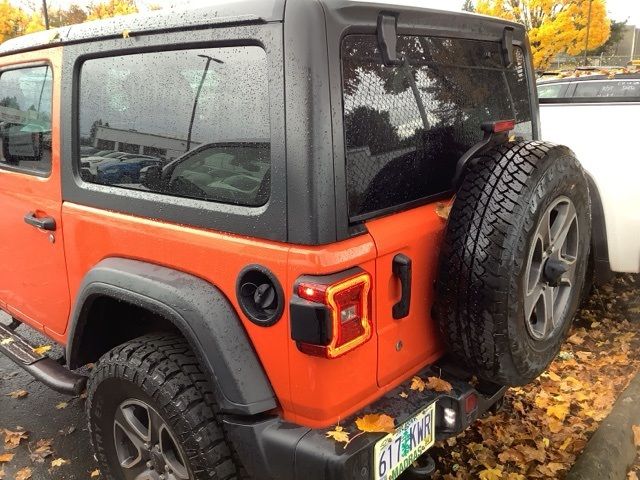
0,311,98,479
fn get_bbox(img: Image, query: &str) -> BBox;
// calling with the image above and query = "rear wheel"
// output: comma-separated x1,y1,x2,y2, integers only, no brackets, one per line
435,141,591,385
86,333,243,480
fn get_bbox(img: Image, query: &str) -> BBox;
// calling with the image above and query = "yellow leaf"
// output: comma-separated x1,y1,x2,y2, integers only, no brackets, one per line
32,345,51,355
90,469,101,478
633,425,640,447
410,376,426,392
325,426,349,444
399,392,408,398
355,414,395,434
7,389,28,399
15,467,31,480
547,403,570,422
628,472,639,480
0,338,14,345
51,458,68,468
547,371,561,382
507,474,526,480
478,467,502,480
55,402,68,410
122,29,130,38
425,376,453,393
435,202,452,220
0,453,14,463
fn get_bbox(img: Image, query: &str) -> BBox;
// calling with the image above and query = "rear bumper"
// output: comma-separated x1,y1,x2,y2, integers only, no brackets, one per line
223,362,506,480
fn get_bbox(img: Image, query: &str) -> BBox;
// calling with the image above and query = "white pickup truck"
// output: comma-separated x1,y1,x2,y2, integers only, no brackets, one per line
538,74,640,277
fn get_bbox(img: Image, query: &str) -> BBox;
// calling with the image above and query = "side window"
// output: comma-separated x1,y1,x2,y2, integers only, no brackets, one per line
0,65,53,174
78,46,271,207
342,35,533,219
574,80,640,98
537,83,566,99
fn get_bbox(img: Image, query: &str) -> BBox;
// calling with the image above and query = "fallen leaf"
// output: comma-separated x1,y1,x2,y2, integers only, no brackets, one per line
567,333,584,345
498,447,525,463
29,438,53,463
425,376,453,393
55,402,68,410
410,376,426,392
399,392,408,398
0,453,14,463
355,413,395,433
0,467,4,479
547,403,570,422
435,202,452,220
478,467,502,480
32,345,51,356
122,29,131,38
547,371,561,382
7,389,28,399
90,469,101,478
4,429,29,449
51,458,68,468
58,426,76,436
15,467,31,480
0,338,14,345
325,426,349,444
628,472,639,480
633,424,640,447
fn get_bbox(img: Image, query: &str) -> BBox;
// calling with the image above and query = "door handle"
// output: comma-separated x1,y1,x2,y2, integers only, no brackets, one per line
392,253,412,319
24,212,56,231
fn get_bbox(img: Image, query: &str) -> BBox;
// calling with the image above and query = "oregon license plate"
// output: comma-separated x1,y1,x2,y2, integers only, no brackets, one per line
373,402,436,480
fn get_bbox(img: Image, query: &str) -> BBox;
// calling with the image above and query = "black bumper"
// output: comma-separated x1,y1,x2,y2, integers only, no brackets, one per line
223,363,506,480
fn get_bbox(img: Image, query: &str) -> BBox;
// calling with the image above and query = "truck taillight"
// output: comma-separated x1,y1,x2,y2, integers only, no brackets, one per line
290,270,372,358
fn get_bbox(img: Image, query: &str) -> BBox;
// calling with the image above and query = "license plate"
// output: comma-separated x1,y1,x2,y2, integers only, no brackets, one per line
373,402,436,480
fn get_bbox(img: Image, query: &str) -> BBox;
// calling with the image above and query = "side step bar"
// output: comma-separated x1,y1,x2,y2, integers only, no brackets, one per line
0,322,87,395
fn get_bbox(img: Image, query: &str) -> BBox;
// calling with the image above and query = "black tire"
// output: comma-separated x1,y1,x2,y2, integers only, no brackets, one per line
86,333,246,480
435,141,591,386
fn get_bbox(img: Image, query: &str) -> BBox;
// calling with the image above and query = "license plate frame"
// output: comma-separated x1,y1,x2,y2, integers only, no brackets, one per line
373,401,436,480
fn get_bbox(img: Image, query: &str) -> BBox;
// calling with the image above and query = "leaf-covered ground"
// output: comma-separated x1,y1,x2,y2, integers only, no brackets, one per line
431,274,640,480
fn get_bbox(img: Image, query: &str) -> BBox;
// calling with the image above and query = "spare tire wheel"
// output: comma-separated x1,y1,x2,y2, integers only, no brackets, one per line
435,141,591,386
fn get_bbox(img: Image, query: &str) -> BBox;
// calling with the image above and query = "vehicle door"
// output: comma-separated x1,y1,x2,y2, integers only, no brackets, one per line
0,50,71,335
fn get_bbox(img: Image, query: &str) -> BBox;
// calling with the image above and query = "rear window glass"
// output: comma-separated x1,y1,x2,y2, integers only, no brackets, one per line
0,65,52,174
573,80,640,98
342,35,533,220
78,46,271,207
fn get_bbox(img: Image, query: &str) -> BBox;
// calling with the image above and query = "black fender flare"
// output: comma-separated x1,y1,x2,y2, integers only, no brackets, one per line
66,258,277,415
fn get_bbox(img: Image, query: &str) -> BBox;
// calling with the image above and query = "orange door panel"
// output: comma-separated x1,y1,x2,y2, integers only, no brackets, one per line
0,49,70,334
365,202,448,387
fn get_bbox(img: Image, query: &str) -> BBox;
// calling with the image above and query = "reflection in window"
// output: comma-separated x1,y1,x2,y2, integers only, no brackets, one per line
342,35,533,219
78,46,271,207
574,80,640,98
537,83,565,99
0,66,53,174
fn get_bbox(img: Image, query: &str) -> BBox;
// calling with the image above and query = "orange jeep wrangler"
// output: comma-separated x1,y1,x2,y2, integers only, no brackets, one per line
0,1,592,479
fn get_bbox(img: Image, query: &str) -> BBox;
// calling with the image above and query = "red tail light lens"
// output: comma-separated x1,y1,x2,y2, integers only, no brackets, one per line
294,272,372,358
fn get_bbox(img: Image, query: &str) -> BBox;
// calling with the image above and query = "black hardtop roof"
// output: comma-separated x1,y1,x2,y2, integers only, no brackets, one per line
0,0,523,57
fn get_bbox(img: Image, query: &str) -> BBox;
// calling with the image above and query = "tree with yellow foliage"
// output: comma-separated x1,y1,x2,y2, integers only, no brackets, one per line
0,0,45,43
87,0,138,20
475,0,611,70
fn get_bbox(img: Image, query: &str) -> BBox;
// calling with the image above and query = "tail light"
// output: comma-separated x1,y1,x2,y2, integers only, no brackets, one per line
290,269,372,358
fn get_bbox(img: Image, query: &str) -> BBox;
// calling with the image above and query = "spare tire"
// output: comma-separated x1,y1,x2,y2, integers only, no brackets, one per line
435,141,591,386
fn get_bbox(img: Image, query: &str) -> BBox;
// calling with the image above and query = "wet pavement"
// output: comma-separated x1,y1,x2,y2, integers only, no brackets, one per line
0,311,98,479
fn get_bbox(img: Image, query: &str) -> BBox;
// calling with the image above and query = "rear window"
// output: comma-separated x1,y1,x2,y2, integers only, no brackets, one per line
342,35,533,220
78,46,271,207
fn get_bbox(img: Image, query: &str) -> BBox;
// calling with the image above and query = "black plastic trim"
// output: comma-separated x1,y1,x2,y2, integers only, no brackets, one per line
585,174,613,285
236,264,285,327
540,96,640,104
223,361,507,480
66,258,277,415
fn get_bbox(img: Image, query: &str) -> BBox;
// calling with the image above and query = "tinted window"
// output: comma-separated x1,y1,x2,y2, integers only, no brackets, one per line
0,66,52,174
79,46,271,207
537,83,566,98
342,35,532,219
574,80,640,98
